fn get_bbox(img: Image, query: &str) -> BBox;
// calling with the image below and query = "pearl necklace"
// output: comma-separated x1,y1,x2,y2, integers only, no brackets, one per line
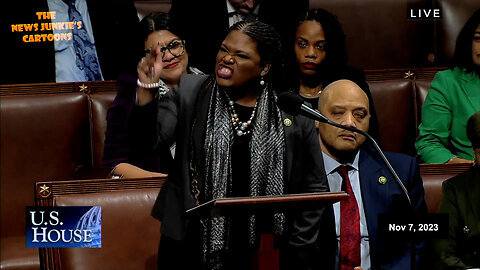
227,98,258,136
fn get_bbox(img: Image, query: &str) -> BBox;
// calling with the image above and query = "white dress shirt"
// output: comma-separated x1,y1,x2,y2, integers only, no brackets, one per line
226,0,259,27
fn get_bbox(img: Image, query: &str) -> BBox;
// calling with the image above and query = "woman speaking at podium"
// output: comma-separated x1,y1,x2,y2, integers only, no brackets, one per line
129,20,331,270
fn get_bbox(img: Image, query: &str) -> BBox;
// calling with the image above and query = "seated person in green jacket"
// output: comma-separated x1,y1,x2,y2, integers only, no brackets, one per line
435,110,480,269
416,9,480,164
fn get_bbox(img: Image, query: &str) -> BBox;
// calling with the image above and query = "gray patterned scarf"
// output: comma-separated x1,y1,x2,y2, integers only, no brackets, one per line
200,81,286,269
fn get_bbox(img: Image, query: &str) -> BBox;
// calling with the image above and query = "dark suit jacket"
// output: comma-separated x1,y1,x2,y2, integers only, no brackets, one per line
360,148,427,269
129,74,332,269
168,0,309,74
320,147,428,270
103,74,174,173
3,0,140,84
435,165,480,269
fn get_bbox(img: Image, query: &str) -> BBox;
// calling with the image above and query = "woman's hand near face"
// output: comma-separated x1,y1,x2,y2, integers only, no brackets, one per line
136,46,163,105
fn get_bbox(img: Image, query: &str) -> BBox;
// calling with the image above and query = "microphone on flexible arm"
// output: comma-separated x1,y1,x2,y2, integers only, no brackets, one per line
276,91,412,208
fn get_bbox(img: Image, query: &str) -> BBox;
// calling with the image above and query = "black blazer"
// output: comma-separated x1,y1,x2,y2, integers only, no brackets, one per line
435,165,480,269
317,147,427,270
129,74,333,269
103,74,175,173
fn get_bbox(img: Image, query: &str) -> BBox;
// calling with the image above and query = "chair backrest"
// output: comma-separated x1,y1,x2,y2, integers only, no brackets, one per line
1,93,91,268
135,1,172,18
88,92,116,168
368,80,417,155
35,177,166,270
435,0,480,64
414,79,433,132
0,81,118,269
309,0,434,69
420,163,472,213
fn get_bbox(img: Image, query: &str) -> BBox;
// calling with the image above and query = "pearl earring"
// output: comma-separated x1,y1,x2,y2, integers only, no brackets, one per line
260,77,265,86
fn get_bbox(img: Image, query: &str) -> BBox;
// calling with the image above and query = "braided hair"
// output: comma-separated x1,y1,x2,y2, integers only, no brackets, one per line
284,8,348,91
230,20,284,90
299,8,348,68
200,20,287,270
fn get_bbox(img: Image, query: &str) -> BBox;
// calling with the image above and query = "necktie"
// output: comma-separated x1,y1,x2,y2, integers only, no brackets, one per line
338,165,361,269
228,10,257,22
64,0,103,81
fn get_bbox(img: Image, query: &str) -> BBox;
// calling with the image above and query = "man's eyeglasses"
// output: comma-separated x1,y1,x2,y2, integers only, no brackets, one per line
145,39,186,58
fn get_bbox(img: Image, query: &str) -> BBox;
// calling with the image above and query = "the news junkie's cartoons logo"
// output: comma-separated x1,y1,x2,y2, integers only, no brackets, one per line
26,206,101,248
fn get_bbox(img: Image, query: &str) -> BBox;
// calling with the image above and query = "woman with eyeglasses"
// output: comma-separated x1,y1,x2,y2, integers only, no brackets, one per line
286,9,380,143
103,12,202,177
416,9,480,164
130,20,332,270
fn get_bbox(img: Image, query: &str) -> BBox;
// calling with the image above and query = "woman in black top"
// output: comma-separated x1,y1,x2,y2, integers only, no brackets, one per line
131,20,331,270
435,110,480,269
103,12,202,177
286,8,381,143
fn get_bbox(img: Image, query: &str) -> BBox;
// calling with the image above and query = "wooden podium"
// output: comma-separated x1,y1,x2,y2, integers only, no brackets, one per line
186,191,348,270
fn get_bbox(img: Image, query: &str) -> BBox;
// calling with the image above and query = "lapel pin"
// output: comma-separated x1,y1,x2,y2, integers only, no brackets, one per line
378,176,387,185
283,118,292,127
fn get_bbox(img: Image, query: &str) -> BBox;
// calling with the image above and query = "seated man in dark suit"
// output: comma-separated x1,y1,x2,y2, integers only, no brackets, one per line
317,79,428,269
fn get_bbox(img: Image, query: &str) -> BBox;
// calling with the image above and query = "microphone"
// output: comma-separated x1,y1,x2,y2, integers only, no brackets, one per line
277,91,329,124
277,91,412,207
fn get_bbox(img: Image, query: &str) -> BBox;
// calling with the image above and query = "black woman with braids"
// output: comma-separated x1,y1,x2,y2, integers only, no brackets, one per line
129,20,332,270
285,9,381,144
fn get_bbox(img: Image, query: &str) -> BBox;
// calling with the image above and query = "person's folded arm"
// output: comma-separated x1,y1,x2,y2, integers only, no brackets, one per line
416,73,455,163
